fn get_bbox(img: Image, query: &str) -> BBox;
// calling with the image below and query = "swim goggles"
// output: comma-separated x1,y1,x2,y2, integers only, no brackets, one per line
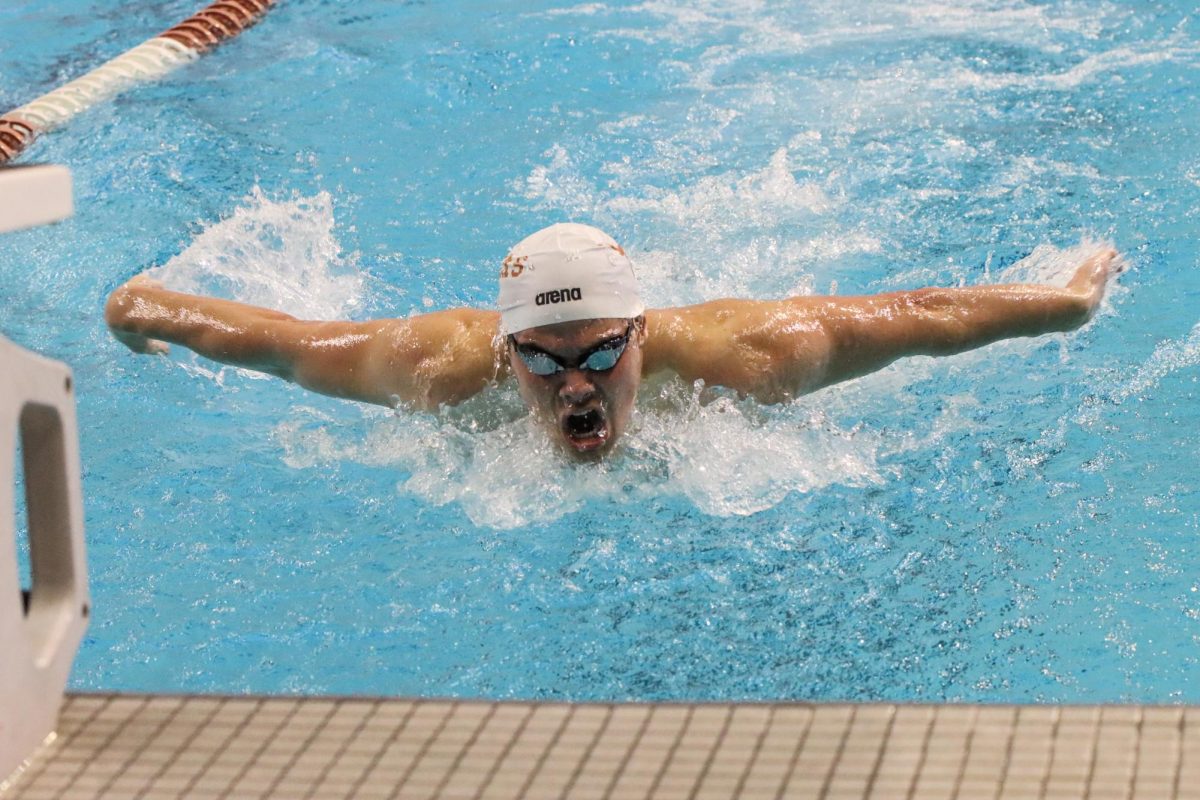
510,322,634,376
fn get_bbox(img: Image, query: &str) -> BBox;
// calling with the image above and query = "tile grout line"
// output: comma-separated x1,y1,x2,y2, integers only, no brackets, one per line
685,704,736,800
202,698,301,799
344,700,423,799
97,698,185,796
429,702,501,799
62,695,155,798
389,700,461,800
27,699,1200,800
599,705,656,800
948,707,976,800
32,695,127,793
174,697,263,799
219,699,314,799
132,697,227,800
643,704,696,800
521,701,594,800
992,705,1022,800
948,706,978,800
297,699,378,800
1036,706,1062,800
860,704,898,800
816,704,859,800
904,705,940,800
729,704,778,800
1172,709,1184,800
470,703,537,800
772,704,817,800
1080,709,1103,799
1125,706,1144,800
255,698,342,799
990,707,1017,800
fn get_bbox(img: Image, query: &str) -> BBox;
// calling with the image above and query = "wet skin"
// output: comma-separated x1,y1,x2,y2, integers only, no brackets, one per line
507,317,646,459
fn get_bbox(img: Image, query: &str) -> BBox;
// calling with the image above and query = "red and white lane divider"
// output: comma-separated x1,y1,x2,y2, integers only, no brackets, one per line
0,0,277,165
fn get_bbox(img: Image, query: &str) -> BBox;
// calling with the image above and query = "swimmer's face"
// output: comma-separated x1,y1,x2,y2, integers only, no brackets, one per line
508,317,646,459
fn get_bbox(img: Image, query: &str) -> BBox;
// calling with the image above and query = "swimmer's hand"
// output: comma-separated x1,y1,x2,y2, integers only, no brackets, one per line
1067,247,1122,324
106,274,170,355
112,328,170,356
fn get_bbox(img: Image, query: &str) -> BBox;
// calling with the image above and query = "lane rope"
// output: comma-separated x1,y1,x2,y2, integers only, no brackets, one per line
0,0,277,165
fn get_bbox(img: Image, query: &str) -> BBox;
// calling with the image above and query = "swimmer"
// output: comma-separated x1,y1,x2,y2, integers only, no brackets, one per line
106,223,1119,459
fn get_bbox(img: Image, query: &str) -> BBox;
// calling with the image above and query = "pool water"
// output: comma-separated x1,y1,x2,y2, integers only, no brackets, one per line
2,0,1199,702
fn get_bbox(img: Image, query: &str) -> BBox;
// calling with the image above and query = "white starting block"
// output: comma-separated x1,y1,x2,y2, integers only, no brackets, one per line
0,164,88,786
0,165,74,234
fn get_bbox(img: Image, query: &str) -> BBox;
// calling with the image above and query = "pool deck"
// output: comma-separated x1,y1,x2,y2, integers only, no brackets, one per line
3,694,1197,799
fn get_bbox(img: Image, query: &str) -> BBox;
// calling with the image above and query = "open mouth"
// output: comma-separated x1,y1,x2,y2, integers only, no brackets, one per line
561,408,609,451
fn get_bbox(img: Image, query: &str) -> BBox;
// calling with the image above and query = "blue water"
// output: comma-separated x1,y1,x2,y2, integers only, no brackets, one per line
2,0,1199,702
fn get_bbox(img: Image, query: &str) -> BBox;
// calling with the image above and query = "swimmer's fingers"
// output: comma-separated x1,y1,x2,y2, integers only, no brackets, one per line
144,338,170,356
112,327,170,356
108,272,170,354
126,272,165,290
1074,247,1117,279
1067,247,1121,318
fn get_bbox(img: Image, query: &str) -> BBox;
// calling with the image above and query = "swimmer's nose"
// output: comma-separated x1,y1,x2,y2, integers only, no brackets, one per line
558,369,597,406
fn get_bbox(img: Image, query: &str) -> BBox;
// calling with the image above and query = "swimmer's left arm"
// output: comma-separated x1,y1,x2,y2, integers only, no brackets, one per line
648,248,1118,402
800,248,1119,392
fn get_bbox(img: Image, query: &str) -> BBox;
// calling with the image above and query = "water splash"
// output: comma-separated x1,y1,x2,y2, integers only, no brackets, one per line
273,380,884,529
149,187,368,320
581,0,1141,64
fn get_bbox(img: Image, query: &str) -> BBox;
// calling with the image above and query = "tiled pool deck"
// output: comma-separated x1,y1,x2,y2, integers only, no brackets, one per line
3,694,1197,799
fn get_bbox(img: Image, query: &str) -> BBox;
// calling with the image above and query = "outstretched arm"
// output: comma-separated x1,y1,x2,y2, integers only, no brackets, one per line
645,248,1119,402
104,275,503,409
808,248,1117,388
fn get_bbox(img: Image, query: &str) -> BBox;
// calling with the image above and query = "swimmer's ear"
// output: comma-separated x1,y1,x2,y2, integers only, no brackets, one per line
633,315,647,344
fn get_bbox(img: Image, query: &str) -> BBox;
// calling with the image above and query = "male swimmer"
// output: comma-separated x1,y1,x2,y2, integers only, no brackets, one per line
106,223,1118,459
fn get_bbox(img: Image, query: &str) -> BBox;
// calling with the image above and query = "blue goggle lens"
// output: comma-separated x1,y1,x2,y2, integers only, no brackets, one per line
519,350,564,376
514,327,631,376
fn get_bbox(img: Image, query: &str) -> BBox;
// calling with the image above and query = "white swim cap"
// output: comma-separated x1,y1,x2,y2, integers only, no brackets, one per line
498,223,644,334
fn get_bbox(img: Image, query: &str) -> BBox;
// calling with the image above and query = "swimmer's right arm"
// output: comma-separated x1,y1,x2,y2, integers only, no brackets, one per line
104,276,504,410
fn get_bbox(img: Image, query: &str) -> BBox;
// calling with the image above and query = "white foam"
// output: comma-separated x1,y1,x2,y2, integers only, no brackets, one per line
896,0,1109,41
149,187,368,320
926,44,1192,95
538,2,609,17
993,239,1120,289
272,379,884,529
629,231,879,308
519,145,598,220
592,0,1128,62
605,148,833,227
625,387,884,517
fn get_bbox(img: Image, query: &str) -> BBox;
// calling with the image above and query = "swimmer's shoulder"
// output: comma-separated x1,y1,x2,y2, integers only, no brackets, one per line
372,308,505,409
644,299,791,365
376,308,500,346
643,301,764,383
643,299,832,400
